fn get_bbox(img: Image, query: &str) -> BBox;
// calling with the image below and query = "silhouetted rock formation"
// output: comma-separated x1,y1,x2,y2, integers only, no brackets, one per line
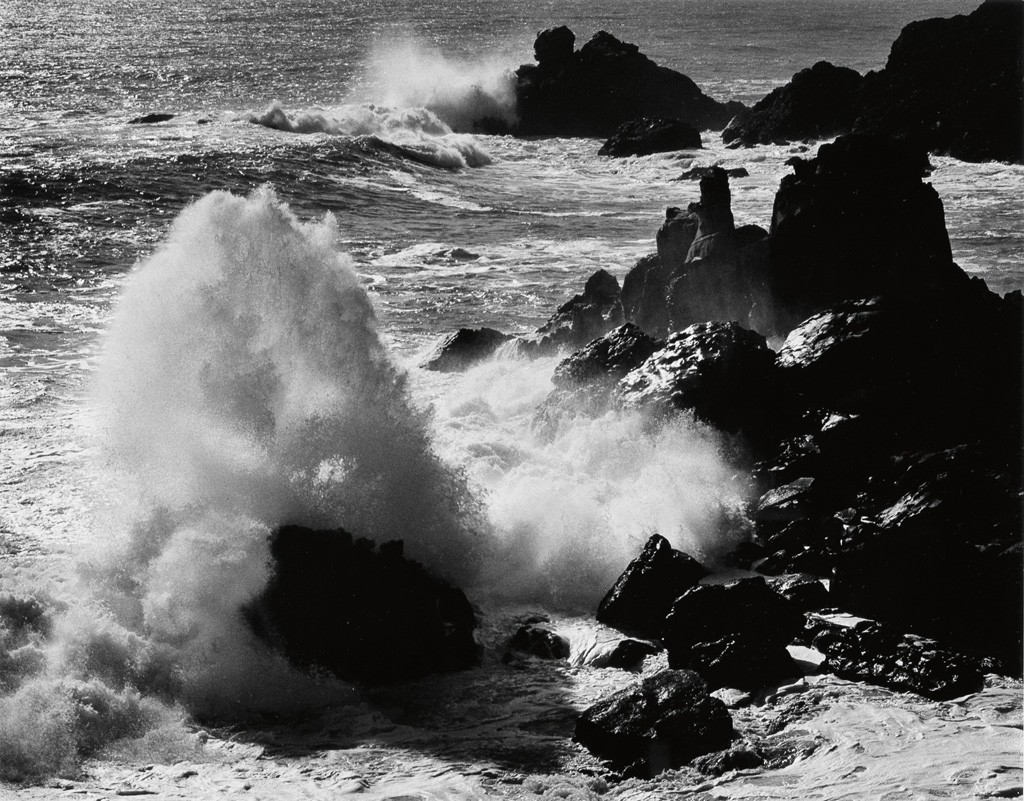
575,670,733,777
422,327,512,371
529,268,625,353
724,0,1024,163
246,526,479,684
598,117,702,157
495,28,745,138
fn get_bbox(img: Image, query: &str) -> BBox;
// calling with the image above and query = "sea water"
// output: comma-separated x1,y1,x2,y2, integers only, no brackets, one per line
0,0,1021,795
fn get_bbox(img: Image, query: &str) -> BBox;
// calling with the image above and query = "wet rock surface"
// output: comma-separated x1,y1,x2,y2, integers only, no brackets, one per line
574,669,734,777
422,327,512,372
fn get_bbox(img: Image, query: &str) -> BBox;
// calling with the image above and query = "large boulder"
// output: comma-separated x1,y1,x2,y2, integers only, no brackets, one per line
598,117,702,157
815,620,985,700
422,327,512,372
596,534,707,638
575,669,733,777
662,578,804,690
723,61,865,146
617,321,780,449
246,526,479,684
504,29,746,138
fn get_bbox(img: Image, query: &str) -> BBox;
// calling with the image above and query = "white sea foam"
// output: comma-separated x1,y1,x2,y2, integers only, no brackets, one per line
248,102,493,168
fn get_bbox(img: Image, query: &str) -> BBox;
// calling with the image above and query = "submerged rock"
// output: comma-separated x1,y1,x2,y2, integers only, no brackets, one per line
598,117,702,157
128,112,175,125
422,327,512,372
575,669,733,777
596,534,707,638
507,624,571,660
502,28,745,137
246,526,478,684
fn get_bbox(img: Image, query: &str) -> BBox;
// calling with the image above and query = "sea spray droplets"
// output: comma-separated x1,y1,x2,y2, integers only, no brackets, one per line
81,187,483,713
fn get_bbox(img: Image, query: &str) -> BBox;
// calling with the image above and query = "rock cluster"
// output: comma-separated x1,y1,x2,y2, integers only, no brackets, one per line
484,28,745,138
724,0,1024,163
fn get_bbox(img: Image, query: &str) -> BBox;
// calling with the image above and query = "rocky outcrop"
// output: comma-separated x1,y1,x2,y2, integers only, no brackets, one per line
575,669,734,777
722,61,864,146
529,268,624,353
598,117,702,157
815,621,985,700
617,321,780,448
246,526,478,684
422,327,512,372
128,113,175,125
495,29,745,138
663,578,804,690
507,624,571,660
724,1,1024,163
596,534,707,638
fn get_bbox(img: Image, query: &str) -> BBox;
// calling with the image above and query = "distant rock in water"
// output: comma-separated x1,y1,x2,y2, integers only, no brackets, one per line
675,165,749,181
422,327,512,372
598,117,702,157
722,61,865,146
724,1,1024,163
488,28,745,138
128,113,175,125
246,526,478,684
575,669,733,777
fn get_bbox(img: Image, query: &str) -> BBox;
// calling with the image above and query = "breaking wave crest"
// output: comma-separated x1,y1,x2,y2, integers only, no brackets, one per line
248,102,494,169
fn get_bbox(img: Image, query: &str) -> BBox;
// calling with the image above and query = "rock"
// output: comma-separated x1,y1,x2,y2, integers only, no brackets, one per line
663,578,804,690
534,25,575,66
763,574,831,612
722,61,865,147
246,526,478,684
598,117,702,157
616,321,778,446
551,323,663,389
691,744,764,776
676,166,749,180
817,620,985,700
421,327,512,372
503,29,746,138
768,135,960,333
574,669,733,777
531,269,624,353
603,639,661,670
507,624,571,660
128,113,175,125
723,2,1023,164
620,252,673,337
854,0,1024,163
596,534,707,638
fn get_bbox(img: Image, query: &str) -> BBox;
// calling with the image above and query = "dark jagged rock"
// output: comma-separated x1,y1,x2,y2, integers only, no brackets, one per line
676,165,749,181
246,526,478,684
816,621,985,700
128,112,175,125
768,135,959,332
551,323,663,389
507,624,571,660
503,29,746,138
598,117,702,157
596,534,707,638
663,578,804,690
722,61,865,147
617,321,779,445
531,268,624,353
421,327,512,372
854,0,1024,163
723,2,1024,163
620,252,673,337
574,669,733,777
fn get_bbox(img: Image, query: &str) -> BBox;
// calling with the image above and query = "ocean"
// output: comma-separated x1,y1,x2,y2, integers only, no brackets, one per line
1,0,1022,797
